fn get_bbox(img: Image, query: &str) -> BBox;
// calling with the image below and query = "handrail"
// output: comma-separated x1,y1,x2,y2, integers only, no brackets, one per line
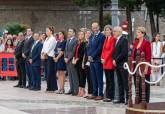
124,62,165,84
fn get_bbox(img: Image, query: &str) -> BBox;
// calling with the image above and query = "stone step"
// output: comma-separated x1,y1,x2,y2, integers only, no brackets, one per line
0,106,30,114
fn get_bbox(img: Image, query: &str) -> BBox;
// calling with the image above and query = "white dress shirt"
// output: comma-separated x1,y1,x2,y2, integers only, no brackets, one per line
41,35,57,57
31,40,39,52
115,35,122,46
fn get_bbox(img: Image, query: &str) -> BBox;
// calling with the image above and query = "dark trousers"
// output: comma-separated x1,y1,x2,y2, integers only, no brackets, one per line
90,61,103,97
116,67,129,102
46,56,58,91
16,61,26,86
104,69,115,99
85,66,93,94
25,61,32,87
43,60,47,79
32,66,41,89
76,61,86,88
134,74,150,103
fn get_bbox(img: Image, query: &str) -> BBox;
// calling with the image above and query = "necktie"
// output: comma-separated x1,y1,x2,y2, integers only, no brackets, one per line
31,41,37,52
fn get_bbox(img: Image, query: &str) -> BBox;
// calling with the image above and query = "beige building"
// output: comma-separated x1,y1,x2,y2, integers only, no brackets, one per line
0,0,99,32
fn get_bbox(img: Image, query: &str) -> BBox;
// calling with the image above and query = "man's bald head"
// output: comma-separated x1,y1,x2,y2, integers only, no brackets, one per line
92,22,100,34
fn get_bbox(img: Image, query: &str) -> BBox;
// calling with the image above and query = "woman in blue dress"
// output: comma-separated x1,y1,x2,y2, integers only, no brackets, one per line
54,31,66,94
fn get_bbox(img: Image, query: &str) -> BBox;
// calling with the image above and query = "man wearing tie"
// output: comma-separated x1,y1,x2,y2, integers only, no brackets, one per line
87,22,105,100
22,28,34,89
14,32,26,88
112,26,128,105
64,28,78,96
29,33,43,91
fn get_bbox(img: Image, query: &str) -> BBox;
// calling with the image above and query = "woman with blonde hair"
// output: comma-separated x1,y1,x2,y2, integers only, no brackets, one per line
72,30,86,97
101,25,116,102
82,29,93,98
151,33,163,84
131,26,151,103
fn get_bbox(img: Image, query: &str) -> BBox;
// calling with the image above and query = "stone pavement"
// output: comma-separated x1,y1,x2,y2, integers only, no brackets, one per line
0,81,165,114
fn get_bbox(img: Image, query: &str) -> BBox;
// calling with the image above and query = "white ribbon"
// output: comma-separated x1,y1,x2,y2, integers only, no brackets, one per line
124,62,165,84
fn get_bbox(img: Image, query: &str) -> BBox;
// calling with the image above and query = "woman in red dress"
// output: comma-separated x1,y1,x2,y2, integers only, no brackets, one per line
131,26,151,103
101,25,116,102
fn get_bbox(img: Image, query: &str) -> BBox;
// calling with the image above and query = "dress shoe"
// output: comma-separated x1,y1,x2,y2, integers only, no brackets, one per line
95,96,103,100
103,98,112,102
125,101,128,105
72,93,77,96
113,100,125,104
25,85,30,89
56,89,65,94
87,96,97,100
23,86,27,89
29,87,35,90
84,96,89,98
20,85,24,88
65,91,72,95
13,85,20,87
34,88,41,91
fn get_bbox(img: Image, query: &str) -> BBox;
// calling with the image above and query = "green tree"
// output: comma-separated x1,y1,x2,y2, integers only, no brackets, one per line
144,0,165,36
72,0,111,30
119,0,143,43
5,22,28,35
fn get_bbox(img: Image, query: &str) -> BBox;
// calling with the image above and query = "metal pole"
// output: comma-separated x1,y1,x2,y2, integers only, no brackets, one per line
111,0,119,101
111,0,119,27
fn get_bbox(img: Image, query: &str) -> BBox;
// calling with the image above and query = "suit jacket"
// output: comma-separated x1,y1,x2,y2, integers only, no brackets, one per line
88,32,105,62
101,36,116,69
31,41,43,67
113,35,128,67
131,38,151,75
22,36,34,59
64,37,78,63
14,40,25,63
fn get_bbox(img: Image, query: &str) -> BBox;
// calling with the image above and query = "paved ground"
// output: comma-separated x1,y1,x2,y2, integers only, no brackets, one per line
0,80,165,114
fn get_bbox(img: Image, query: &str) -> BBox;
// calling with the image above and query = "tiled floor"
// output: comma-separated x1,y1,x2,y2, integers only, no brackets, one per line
0,81,165,114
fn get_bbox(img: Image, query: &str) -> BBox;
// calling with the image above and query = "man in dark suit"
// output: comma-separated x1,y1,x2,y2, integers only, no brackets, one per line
14,32,26,88
64,28,78,95
87,22,105,100
29,33,43,91
112,26,129,105
22,28,34,88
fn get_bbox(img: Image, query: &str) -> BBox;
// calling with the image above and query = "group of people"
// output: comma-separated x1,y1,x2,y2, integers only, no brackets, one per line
2,21,163,105
0,33,19,80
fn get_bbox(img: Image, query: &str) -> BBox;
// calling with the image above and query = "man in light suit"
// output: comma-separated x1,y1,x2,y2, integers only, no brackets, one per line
64,28,78,96
112,26,128,105
29,33,43,91
87,22,105,100
22,28,34,89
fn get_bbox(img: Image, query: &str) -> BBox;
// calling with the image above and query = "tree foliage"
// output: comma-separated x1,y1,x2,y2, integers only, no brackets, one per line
119,0,143,11
72,0,111,30
5,22,28,35
72,0,110,7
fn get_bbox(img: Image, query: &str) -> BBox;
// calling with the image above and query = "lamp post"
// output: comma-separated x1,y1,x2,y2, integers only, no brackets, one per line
111,0,119,101
111,0,119,27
